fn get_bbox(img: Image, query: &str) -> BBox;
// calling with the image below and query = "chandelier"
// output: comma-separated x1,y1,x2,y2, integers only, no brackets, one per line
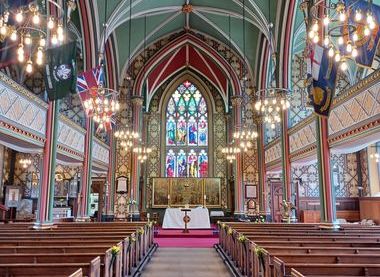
83,87,120,130
114,127,140,151
133,146,152,163
306,0,377,70
19,158,32,169
254,88,291,129
0,1,69,73
222,146,241,163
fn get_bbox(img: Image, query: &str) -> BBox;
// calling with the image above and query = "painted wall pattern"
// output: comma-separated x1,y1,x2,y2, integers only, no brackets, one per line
289,120,316,155
329,82,380,136
265,141,282,165
57,120,85,154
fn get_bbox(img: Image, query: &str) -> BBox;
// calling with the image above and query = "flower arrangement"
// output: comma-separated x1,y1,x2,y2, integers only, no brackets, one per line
227,227,233,235
111,245,121,255
254,215,266,223
238,234,247,243
127,198,137,205
137,227,145,235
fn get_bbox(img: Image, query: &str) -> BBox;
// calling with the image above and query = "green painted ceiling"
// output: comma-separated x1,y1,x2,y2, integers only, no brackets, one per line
95,0,278,79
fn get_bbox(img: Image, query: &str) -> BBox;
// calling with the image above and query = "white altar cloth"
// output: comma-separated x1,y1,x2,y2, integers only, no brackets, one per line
162,207,211,229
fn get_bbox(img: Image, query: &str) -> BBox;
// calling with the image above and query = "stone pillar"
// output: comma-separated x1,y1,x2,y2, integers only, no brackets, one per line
256,120,267,212
77,117,94,220
316,116,336,224
106,133,116,216
130,96,144,217
231,95,244,216
34,100,60,229
281,111,292,201
140,112,150,212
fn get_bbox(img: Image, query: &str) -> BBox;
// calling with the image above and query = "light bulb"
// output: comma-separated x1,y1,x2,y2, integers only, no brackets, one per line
26,60,33,73
352,32,358,42
47,17,55,29
15,10,23,23
367,13,374,24
369,21,376,30
10,30,17,41
271,123,275,129
58,33,64,42
364,26,370,36
355,10,362,22
308,30,315,39
17,44,24,55
335,51,341,62
32,13,40,25
338,36,344,45
0,25,7,35
313,35,319,44
24,33,32,45
36,57,43,65
339,11,346,22
346,41,352,53
17,54,24,62
323,16,330,26
57,24,63,35
340,60,348,71
312,22,318,32
352,47,358,58
323,36,329,47
37,47,43,59
328,46,334,57
51,34,58,45
272,98,277,104
39,37,46,47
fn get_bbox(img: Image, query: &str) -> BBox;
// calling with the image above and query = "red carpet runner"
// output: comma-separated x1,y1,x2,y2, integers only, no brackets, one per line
154,226,218,248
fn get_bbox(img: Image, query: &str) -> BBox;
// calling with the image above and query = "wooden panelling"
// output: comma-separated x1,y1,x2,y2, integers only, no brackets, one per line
359,197,380,224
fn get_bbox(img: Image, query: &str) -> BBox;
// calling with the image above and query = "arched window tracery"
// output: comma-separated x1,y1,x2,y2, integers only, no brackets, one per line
164,80,208,177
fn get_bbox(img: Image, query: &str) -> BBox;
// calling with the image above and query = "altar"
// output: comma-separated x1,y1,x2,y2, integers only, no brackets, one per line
162,207,211,229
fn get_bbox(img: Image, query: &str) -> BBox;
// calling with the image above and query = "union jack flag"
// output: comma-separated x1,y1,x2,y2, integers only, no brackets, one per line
76,66,105,101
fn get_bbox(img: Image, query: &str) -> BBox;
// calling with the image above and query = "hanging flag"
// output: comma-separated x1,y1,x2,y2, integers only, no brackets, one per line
344,0,380,67
76,66,105,111
44,41,77,101
306,43,338,117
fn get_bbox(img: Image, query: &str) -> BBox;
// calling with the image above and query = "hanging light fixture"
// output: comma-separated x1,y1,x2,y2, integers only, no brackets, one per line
222,146,241,163
83,0,120,131
306,0,377,71
0,1,69,73
83,87,120,130
253,0,291,129
133,146,152,163
232,0,258,152
114,127,140,151
19,158,32,169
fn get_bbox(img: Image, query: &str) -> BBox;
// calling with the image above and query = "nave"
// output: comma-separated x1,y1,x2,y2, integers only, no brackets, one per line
0,0,379,276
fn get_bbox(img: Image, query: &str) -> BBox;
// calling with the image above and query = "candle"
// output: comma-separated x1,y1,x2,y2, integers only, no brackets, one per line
204,195,206,200
147,213,150,219
167,194,170,200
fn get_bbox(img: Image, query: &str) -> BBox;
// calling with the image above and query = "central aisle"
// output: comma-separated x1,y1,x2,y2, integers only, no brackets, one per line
141,248,232,277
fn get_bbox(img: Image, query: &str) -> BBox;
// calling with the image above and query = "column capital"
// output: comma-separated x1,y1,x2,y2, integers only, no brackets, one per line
231,95,244,107
131,95,144,106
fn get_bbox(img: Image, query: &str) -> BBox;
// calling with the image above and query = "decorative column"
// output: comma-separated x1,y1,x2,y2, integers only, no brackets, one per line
130,96,144,217
231,95,244,216
281,112,292,202
316,116,335,224
77,117,94,220
34,100,60,229
106,133,117,217
256,120,267,213
140,112,150,212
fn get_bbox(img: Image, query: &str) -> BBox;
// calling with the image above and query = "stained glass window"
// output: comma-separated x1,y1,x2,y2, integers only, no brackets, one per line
165,81,209,177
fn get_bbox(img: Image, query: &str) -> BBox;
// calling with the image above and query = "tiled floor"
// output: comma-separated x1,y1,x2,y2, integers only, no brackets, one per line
141,248,232,277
